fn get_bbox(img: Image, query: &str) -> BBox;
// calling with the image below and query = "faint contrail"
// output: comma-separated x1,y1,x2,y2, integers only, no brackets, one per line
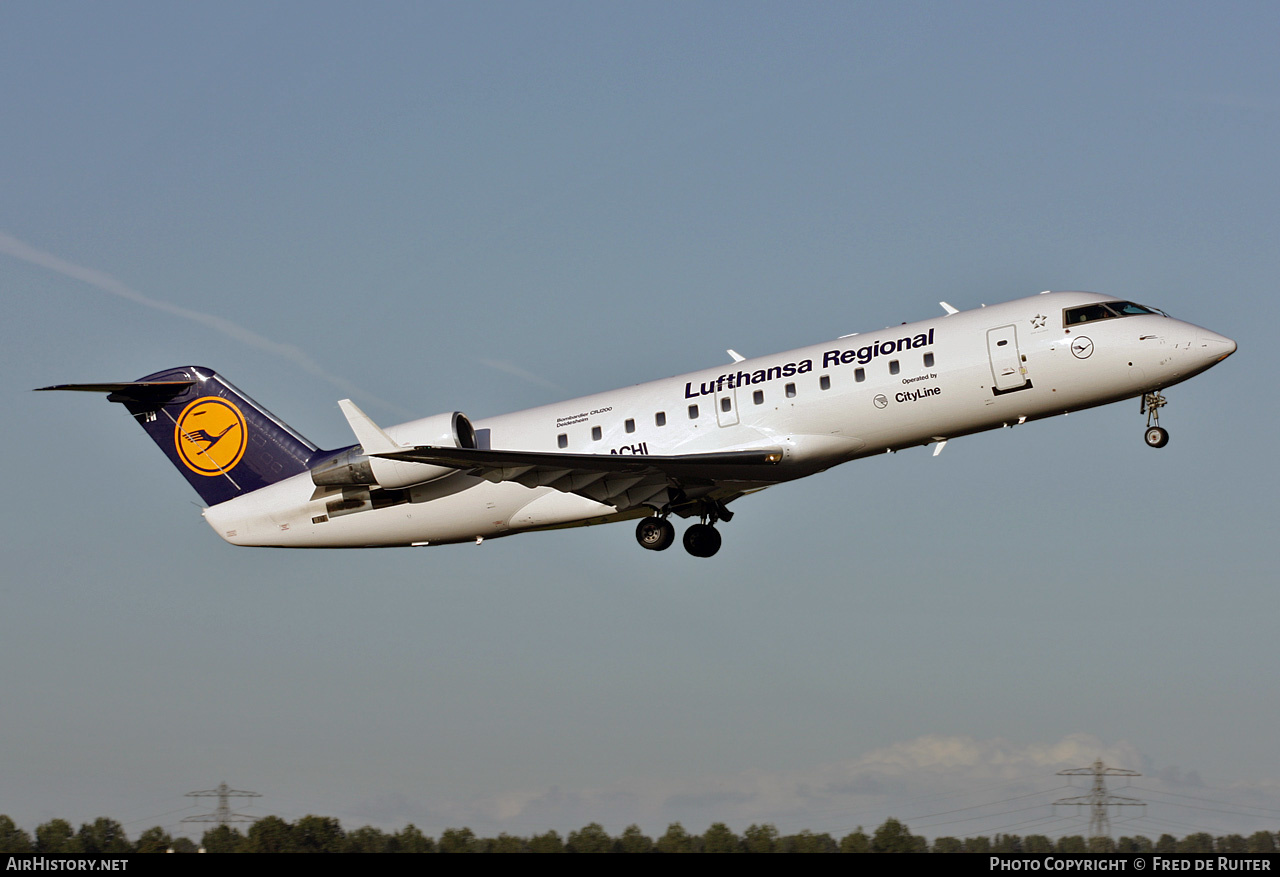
476,357,569,394
1,230,407,414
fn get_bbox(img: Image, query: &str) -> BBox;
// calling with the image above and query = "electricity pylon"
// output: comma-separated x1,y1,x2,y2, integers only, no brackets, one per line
1054,759,1144,839
181,782,262,828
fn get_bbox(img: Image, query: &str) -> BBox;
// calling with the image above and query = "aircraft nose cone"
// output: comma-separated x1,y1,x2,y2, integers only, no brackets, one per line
1199,328,1237,360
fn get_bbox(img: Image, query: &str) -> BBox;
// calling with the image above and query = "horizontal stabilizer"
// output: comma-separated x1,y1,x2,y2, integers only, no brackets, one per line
35,380,195,405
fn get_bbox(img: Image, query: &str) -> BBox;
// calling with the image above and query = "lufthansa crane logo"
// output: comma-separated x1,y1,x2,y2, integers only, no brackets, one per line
1071,336,1094,359
174,397,247,476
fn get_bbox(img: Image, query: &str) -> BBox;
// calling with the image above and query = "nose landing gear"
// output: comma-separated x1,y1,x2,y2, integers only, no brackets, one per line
1141,392,1169,448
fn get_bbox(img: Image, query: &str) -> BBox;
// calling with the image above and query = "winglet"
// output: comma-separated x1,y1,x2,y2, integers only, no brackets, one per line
727,349,745,363
939,302,959,315
338,399,400,454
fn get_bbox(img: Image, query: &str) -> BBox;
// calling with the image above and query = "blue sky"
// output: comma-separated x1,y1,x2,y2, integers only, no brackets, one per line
2,1,1277,841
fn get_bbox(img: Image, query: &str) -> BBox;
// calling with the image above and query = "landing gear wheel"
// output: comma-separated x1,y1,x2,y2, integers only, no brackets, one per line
683,523,722,558
635,517,675,551
1141,392,1169,449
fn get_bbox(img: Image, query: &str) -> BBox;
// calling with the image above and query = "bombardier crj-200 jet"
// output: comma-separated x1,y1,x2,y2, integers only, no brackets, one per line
40,292,1235,558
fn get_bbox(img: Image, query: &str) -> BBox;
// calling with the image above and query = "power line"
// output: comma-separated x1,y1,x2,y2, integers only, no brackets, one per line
913,785,1072,824
1131,784,1280,818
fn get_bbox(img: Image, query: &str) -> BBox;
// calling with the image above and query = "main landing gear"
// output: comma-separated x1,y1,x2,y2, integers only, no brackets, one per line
682,523,721,558
1141,391,1170,448
635,502,732,558
635,516,676,551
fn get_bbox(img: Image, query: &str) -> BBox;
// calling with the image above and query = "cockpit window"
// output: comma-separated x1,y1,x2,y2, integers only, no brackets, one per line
1063,301,1167,325
1110,301,1163,316
1064,304,1114,324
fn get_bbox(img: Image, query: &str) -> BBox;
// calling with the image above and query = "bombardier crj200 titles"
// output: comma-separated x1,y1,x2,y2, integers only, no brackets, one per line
40,292,1235,558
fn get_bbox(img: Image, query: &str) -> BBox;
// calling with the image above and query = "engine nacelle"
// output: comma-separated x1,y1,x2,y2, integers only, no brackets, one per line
311,411,477,489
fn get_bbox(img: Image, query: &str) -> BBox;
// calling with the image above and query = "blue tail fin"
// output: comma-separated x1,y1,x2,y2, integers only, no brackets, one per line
38,366,319,506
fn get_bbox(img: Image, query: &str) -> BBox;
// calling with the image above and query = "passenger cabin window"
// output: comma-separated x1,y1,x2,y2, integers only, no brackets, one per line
591,426,602,441
889,360,900,375
688,404,699,419
785,383,796,398
753,389,764,405
558,433,568,449
1064,301,1163,326
855,368,866,382
655,411,666,427
720,397,732,413
820,375,831,390
924,352,934,368
625,418,635,434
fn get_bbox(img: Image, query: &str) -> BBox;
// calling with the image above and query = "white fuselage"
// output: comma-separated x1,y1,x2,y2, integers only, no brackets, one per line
203,292,1234,548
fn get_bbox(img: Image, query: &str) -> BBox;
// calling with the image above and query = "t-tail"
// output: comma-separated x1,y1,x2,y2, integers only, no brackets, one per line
37,366,319,506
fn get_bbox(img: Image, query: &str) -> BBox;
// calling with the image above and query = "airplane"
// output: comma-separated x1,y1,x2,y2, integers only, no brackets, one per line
37,291,1235,558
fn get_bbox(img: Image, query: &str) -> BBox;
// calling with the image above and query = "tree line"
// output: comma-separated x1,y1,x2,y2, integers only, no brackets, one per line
2,814,1278,853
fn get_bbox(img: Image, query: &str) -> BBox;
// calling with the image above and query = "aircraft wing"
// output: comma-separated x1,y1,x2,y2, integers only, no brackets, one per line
374,445,783,512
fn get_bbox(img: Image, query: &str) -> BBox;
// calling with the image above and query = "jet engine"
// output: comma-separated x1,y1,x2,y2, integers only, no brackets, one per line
311,411,476,489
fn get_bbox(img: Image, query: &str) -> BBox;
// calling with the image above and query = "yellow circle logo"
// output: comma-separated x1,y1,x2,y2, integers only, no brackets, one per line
174,397,247,476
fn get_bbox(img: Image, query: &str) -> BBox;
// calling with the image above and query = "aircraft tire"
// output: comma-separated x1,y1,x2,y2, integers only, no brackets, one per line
683,523,722,558
636,517,676,551
1144,426,1169,448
